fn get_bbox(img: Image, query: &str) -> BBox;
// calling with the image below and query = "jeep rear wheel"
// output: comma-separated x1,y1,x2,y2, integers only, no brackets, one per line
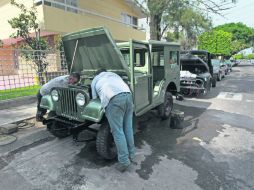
47,112,69,138
158,92,173,120
96,122,117,160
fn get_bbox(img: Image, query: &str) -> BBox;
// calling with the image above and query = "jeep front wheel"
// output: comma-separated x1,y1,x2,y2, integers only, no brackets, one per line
158,91,173,120
96,122,117,160
47,112,69,138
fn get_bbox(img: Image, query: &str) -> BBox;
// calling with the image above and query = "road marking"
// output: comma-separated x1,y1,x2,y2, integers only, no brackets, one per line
216,92,243,101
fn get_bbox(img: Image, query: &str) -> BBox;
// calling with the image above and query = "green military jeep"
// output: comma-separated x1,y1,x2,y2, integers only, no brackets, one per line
40,27,180,159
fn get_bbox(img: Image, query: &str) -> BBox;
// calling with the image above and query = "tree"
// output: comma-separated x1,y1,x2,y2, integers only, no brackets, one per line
165,3,212,49
8,0,50,85
0,39,3,48
247,54,254,59
214,23,254,53
138,0,236,40
198,30,232,56
233,54,244,60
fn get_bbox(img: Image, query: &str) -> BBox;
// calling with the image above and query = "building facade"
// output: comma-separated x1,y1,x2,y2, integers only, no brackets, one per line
0,0,146,76
0,0,146,42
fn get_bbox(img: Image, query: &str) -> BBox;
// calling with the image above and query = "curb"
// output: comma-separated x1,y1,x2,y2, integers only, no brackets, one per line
0,96,37,110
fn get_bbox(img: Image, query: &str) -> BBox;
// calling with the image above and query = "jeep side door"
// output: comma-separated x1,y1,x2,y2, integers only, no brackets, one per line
130,41,152,115
165,46,180,91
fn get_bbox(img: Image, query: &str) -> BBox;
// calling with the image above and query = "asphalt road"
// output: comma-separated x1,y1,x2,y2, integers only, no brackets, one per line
0,63,254,190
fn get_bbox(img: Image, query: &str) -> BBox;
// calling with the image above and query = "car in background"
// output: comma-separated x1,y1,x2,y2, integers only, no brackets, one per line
230,59,237,66
181,50,216,87
220,61,229,75
235,60,241,66
224,60,233,72
180,54,212,96
211,59,226,81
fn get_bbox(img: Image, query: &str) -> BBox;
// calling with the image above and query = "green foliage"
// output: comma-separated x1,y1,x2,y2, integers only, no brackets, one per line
8,0,51,84
214,23,254,53
198,30,232,56
247,54,254,59
8,0,47,50
142,0,235,42
0,39,3,47
0,85,40,101
233,54,244,60
214,23,254,44
165,2,212,49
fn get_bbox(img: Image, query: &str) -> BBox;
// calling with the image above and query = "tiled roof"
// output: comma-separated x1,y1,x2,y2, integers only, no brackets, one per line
2,31,57,46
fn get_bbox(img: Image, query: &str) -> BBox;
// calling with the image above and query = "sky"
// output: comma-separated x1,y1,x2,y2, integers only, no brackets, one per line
211,0,254,28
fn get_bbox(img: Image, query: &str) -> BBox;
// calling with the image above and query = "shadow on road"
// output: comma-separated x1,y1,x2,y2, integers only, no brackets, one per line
73,103,208,172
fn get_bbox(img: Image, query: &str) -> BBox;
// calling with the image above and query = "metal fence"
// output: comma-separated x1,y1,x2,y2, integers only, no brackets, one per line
0,48,68,101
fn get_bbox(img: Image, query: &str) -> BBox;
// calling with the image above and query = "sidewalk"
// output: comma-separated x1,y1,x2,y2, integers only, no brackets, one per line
0,97,37,126
0,97,53,157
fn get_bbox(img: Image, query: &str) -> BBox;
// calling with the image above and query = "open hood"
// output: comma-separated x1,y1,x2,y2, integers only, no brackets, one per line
180,55,210,71
62,27,129,75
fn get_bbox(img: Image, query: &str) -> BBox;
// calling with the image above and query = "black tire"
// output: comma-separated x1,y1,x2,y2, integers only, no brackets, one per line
96,122,117,160
158,91,173,120
212,77,216,87
201,80,211,96
47,112,69,138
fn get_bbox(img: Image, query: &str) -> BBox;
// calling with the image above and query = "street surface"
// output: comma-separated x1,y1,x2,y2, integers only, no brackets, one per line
0,63,254,190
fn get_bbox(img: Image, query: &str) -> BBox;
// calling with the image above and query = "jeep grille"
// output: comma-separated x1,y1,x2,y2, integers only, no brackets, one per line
58,88,78,120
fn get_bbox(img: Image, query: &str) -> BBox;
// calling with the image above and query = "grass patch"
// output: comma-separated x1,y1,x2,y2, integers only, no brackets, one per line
0,85,40,101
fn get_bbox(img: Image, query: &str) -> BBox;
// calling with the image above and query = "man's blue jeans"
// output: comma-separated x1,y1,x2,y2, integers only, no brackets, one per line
105,93,135,166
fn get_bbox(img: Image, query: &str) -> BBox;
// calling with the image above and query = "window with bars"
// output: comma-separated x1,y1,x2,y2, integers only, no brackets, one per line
121,13,138,28
35,0,78,13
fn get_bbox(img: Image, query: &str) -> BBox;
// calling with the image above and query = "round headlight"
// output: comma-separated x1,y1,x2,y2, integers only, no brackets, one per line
51,89,59,101
76,93,85,106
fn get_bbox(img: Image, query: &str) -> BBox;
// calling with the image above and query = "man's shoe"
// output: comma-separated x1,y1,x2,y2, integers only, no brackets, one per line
115,163,130,172
36,112,44,122
130,157,138,165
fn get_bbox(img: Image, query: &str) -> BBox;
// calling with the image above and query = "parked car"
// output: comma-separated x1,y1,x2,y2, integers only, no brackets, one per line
181,50,216,87
224,60,233,72
230,59,237,67
234,60,241,66
39,27,181,159
221,61,229,75
180,53,212,96
211,59,225,81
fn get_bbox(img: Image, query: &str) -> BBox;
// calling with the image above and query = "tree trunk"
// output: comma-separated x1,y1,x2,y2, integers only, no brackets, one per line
149,14,162,40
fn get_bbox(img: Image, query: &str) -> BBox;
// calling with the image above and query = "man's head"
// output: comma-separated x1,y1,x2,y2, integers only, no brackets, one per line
68,72,80,84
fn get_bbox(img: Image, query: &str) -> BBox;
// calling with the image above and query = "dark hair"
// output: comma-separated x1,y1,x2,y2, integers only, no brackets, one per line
70,72,80,82
95,68,106,75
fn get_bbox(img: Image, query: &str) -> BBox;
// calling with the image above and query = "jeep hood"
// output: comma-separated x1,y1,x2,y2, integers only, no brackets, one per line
62,27,129,75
